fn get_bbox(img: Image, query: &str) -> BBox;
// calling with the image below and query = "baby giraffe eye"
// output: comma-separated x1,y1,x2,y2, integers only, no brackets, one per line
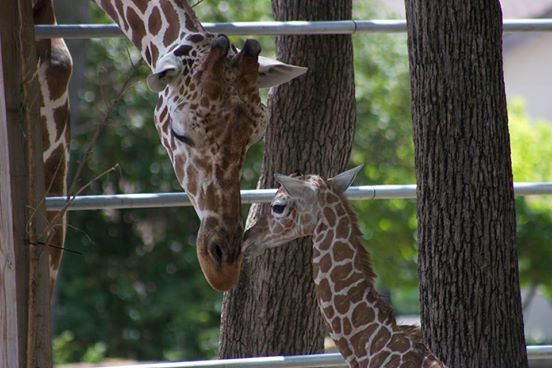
272,203,287,215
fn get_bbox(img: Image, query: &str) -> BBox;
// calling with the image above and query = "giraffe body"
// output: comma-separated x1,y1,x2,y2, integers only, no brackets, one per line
34,0,73,298
243,167,446,368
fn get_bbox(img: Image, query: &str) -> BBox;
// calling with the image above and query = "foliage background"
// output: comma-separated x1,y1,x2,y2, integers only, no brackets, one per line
53,0,552,364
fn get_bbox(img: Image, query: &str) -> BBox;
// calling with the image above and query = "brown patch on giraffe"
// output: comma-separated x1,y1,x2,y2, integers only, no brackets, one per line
402,351,424,367
99,0,118,24
45,51,72,101
43,145,67,196
349,331,368,357
114,0,129,32
148,6,162,36
53,105,69,140
335,272,363,295
133,0,148,13
185,13,197,33
385,354,401,368
316,278,332,303
330,317,342,335
174,44,192,57
330,262,353,284
145,46,152,65
351,303,375,327
151,43,159,65
186,33,204,43
342,317,352,335
370,327,391,354
318,253,332,274
204,182,219,212
333,243,354,262
162,2,180,47
186,165,198,195
334,294,351,315
322,305,335,319
336,219,350,239
389,333,412,353
41,115,50,152
325,192,339,204
323,207,336,225
335,337,353,357
126,7,146,50
369,351,390,368
317,230,334,251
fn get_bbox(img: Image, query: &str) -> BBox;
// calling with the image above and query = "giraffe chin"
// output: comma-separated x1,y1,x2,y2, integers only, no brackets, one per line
197,249,243,291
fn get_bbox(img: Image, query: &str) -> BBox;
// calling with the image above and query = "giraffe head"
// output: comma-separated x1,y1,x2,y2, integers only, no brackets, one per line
243,166,364,257
150,34,307,291
93,0,307,291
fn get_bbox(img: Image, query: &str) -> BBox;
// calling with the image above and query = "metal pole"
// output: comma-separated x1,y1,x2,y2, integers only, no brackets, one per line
93,346,552,368
45,182,552,211
35,19,552,39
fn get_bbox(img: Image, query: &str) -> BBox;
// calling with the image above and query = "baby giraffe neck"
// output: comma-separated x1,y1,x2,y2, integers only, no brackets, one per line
311,191,445,368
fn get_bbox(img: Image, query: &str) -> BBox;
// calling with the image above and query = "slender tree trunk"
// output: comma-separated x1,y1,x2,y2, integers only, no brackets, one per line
219,0,355,358
404,1,528,367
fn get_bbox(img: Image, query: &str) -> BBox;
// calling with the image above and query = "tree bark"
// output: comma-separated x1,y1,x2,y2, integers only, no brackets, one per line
404,1,528,367
219,0,355,358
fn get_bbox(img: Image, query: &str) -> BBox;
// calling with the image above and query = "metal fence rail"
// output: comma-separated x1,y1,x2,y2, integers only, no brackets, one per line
98,345,551,368
35,19,552,39
45,182,552,211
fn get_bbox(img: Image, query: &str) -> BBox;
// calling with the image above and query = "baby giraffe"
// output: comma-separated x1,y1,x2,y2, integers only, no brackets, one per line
242,166,446,368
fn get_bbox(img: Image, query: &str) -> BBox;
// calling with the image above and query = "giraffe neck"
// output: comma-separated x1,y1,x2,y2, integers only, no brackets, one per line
94,0,203,69
34,0,73,300
311,191,445,368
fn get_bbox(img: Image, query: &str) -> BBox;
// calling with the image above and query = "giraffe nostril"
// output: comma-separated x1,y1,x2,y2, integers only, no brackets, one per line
210,243,224,264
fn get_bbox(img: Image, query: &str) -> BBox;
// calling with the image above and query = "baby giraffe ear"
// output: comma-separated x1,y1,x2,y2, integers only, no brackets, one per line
147,54,183,92
328,165,364,194
257,56,308,89
274,173,312,197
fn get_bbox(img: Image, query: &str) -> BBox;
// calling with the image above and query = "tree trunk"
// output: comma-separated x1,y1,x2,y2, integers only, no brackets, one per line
219,0,355,358
404,1,528,367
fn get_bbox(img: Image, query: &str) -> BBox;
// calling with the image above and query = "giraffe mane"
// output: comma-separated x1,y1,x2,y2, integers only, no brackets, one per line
333,188,399,328
175,0,205,32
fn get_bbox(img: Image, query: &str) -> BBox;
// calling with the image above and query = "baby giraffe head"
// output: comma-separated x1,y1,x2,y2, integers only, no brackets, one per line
243,166,364,257
148,34,307,291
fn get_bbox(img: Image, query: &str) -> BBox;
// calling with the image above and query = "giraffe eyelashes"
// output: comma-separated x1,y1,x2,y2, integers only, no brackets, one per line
171,126,195,147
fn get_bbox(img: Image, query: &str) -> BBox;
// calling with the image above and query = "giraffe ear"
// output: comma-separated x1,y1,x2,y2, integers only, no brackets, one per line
328,165,364,194
274,173,313,197
257,56,308,89
147,54,183,92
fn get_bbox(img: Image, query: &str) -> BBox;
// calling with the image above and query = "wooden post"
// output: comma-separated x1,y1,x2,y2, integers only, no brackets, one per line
1,0,53,367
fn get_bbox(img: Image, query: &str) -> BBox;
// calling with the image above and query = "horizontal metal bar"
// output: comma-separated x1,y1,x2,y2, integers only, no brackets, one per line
45,182,552,211
35,19,552,39
97,345,552,368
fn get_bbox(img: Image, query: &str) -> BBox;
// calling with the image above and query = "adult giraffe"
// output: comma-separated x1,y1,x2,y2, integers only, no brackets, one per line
92,0,307,290
243,167,447,368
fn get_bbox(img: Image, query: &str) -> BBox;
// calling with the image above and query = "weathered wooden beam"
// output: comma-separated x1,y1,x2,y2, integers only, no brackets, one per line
0,0,52,367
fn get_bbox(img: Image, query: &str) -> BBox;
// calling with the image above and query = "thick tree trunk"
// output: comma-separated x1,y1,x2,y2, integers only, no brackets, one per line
219,0,355,358
405,1,528,367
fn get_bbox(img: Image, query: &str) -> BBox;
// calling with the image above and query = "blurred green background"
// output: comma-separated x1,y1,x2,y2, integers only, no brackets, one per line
52,0,552,364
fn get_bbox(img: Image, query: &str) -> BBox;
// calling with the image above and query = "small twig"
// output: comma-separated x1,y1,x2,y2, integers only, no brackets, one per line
29,240,82,256
191,0,205,8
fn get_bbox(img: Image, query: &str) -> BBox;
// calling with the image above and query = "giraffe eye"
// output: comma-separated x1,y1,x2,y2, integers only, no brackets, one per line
171,126,195,147
272,203,287,215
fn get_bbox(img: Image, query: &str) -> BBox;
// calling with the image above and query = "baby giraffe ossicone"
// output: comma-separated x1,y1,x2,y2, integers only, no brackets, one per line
243,166,446,368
